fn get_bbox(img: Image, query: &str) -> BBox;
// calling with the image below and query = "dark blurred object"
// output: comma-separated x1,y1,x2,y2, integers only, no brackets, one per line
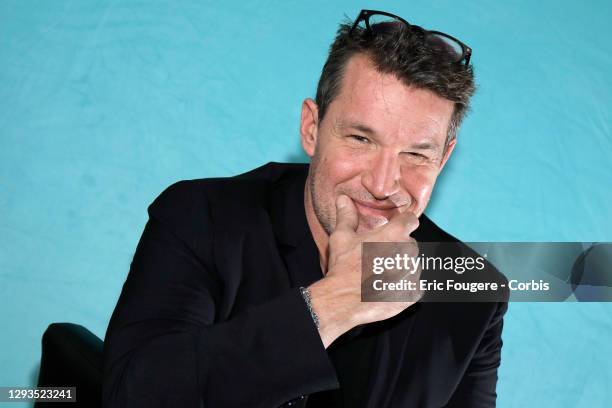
35,323,103,408
571,243,612,301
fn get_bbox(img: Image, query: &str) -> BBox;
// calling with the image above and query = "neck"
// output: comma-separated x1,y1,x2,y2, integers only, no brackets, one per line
304,179,330,274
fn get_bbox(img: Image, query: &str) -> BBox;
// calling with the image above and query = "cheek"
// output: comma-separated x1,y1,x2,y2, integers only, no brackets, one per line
400,166,439,204
318,148,364,189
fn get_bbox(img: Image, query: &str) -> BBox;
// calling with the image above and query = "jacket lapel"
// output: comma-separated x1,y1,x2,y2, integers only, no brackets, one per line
268,164,324,288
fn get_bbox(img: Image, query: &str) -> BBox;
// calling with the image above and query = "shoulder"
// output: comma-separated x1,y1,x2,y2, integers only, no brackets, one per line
147,162,308,233
414,214,460,243
151,162,304,206
416,214,509,311
417,214,508,281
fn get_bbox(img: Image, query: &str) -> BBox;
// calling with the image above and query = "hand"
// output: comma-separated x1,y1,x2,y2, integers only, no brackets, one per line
308,194,421,348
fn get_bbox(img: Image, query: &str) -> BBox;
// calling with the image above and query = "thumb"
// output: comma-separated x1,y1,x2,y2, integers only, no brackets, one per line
334,194,358,233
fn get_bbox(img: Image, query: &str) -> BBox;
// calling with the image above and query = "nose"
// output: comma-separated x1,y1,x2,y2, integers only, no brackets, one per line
361,150,401,200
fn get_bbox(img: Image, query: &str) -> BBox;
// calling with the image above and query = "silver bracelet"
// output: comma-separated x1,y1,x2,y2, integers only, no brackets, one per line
299,286,320,329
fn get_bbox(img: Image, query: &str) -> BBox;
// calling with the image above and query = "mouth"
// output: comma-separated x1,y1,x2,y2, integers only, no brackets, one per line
352,198,399,220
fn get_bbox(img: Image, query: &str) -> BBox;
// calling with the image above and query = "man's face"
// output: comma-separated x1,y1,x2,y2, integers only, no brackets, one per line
301,53,457,234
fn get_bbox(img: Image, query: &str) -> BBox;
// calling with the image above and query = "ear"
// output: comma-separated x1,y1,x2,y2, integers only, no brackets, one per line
439,138,457,171
300,98,319,157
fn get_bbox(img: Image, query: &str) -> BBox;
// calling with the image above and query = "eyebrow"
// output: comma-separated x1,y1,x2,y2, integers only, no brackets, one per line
345,121,377,135
410,141,439,151
339,120,441,152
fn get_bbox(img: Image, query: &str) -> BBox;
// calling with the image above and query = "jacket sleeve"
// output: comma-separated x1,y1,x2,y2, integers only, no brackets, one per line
102,181,339,408
443,300,508,408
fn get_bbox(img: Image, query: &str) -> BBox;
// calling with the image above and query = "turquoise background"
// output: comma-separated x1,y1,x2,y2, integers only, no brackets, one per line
1,1,611,406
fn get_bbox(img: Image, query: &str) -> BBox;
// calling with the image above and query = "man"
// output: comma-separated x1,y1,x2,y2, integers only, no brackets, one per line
103,9,507,407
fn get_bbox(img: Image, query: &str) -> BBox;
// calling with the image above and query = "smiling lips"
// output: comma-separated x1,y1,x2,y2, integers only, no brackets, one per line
352,198,400,220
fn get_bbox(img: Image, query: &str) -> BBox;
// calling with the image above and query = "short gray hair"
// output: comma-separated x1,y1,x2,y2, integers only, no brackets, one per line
315,21,476,146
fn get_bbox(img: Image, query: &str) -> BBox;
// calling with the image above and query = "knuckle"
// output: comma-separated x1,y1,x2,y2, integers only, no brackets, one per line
391,222,413,241
402,224,414,239
411,218,420,231
383,223,404,240
404,212,419,230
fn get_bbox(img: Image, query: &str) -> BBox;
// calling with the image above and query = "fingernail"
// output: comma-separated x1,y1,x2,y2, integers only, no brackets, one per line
337,195,349,208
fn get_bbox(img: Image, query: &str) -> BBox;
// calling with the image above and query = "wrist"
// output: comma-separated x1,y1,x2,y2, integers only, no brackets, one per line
307,277,360,347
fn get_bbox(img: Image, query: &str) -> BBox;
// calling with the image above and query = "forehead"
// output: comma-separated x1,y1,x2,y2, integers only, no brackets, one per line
330,53,454,140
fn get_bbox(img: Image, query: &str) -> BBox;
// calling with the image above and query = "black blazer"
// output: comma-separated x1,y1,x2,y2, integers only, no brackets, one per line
103,162,508,408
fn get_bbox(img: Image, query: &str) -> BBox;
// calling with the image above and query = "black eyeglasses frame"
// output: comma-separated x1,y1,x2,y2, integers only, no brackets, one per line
349,9,472,66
